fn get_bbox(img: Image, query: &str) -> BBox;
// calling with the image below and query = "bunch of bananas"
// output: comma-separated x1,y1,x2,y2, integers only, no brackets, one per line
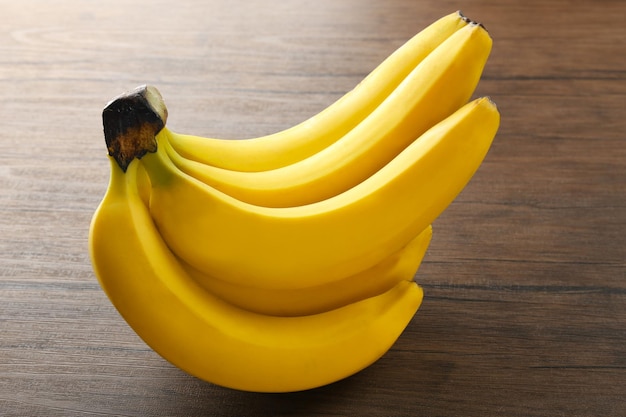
89,11,500,393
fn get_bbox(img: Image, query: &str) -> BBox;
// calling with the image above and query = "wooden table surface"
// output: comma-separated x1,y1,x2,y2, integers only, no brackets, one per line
1,0,625,415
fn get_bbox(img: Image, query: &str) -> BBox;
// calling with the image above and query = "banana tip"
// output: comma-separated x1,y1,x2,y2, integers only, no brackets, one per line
457,10,488,32
484,96,498,110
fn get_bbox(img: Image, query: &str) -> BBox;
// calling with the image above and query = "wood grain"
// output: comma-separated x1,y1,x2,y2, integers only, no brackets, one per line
1,0,624,416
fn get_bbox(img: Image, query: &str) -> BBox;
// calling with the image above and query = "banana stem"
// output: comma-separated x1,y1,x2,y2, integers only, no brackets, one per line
102,85,168,172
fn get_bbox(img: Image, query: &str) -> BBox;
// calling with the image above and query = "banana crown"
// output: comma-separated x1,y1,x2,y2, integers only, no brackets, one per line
103,85,167,171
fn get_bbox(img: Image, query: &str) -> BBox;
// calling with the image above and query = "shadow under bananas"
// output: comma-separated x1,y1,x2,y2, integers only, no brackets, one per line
158,335,457,417
182,366,374,417
236,360,455,417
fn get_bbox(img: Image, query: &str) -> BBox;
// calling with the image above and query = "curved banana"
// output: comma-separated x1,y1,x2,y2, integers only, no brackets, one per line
162,22,492,207
137,97,499,290
167,11,471,172
89,160,423,392
183,225,432,316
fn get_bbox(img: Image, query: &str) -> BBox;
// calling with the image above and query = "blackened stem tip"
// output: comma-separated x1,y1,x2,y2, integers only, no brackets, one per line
102,85,168,172
457,10,488,32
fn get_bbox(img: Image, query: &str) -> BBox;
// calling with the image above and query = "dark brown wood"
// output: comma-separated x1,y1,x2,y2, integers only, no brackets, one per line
1,0,624,415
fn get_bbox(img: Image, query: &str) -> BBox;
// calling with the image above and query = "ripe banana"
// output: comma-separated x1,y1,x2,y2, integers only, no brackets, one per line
92,12,500,391
183,225,432,316
160,22,491,207
136,97,499,290
167,11,472,172
89,159,423,392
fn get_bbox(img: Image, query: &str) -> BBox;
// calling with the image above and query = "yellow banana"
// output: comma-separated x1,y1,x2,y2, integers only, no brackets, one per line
89,159,423,392
135,97,499,290
161,23,491,207
183,225,432,316
167,11,472,172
